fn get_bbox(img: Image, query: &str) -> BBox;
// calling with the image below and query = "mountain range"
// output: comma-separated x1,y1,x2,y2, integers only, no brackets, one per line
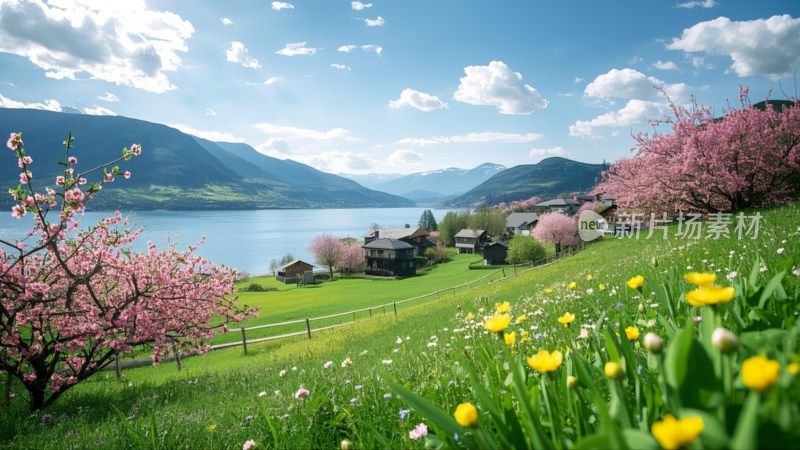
344,163,506,204
443,157,608,207
0,108,414,210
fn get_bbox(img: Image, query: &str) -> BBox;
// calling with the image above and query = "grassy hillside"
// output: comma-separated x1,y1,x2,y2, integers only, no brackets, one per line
2,205,798,449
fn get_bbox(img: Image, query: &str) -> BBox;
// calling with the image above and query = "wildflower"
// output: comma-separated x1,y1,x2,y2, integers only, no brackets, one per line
568,281,577,290
466,312,474,321
504,331,516,347
382,359,393,365
350,397,359,404
279,369,287,377
515,314,527,324
557,312,575,328
652,256,658,267
625,326,640,341
638,303,645,313
245,415,254,422
741,355,780,392
567,375,578,388
294,388,310,399
604,362,624,380
399,409,411,420
684,272,716,288
340,440,354,450
598,283,606,291
483,314,511,333
496,301,510,313
324,361,333,369
341,358,352,367
354,384,363,390
257,391,267,397
777,248,785,254
544,288,554,294
626,275,644,291
409,423,428,440
243,440,257,450
685,285,735,307
383,393,392,399
454,403,478,427
207,424,217,433
586,274,593,282
615,301,623,310
643,333,663,354
396,336,403,344
651,414,704,450
788,363,800,375
578,327,591,339
527,350,563,373
711,328,739,354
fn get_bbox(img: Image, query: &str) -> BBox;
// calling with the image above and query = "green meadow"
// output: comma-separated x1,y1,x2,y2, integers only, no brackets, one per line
2,205,798,449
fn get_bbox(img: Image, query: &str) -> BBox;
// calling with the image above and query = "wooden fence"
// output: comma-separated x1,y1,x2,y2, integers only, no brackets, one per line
109,246,581,374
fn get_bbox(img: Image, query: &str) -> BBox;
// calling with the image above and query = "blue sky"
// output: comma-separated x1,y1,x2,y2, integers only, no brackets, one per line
0,0,798,175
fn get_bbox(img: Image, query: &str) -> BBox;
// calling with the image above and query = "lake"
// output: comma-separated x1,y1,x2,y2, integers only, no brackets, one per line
0,208,453,276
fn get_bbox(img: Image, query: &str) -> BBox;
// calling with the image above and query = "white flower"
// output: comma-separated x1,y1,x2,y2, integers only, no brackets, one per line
726,271,738,281
792,267,800,277
291,366,297,371
279,369,287,377
341,358,352,367
759,266,767,273
258,391,267,397
586,288,594,295
393,348,400,353
777,248,785,254
381,359,393,364
396,337,403,344
323,361,333,369
427,342,438,347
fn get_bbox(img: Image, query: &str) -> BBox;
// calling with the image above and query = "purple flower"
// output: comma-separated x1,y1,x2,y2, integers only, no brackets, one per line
399,409,411,420
355,385,363,390
616,302,623,310
383,393,392,399
350,397,359,404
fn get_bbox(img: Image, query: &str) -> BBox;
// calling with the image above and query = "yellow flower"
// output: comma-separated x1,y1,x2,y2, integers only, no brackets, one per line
586,274,593,282
207,424,217,433
742,355,780,392
625,326,640,341
504,331,516,347
567,282,577,290
604,361,624,380
651,414,704,450
598,283,606,291
557,312,575,328
684,272,716,288
544,288,554,294
465,312,474,321
685,285,735,307
515,314,527,324
567,375,578,389
496,301,511,314
483,314,511,333
626,275,644,291
454,403,478,427
527,350,563,373
788,362,800,375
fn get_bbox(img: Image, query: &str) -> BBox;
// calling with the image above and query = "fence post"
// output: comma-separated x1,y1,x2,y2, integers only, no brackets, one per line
171,341,182,371
393,302,397,317
115,353,122,378
502,267,506,277
240,327,248,356
306,318,312,339
369,308,372,317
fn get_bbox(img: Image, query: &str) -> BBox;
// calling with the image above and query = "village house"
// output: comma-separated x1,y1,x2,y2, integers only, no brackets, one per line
454,228,489,254
362,238,416,278
505,212,539,236
534,199,583,216
482,241,509,265
363,226,433,256
275,259,315,284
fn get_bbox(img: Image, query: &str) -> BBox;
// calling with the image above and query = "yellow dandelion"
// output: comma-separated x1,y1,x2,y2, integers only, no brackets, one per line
557,312,575,328
625,326,640,341
626,275,644,291
527,350,563,373
483,314,511,333
741,355,780,392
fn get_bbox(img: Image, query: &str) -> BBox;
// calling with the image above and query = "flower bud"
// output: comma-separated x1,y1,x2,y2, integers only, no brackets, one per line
638,303,645,313
652,256,658,267
604,361,625,380
712,327,739,354
643,333,663,354
567,375,578,389
341,440,354,450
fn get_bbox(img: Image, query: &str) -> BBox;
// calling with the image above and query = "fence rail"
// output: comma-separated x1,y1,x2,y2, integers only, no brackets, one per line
108,246,581,374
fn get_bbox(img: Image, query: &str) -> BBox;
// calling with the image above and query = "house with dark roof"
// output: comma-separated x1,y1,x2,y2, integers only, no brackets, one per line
363,226,433,256
362,238,416,278
276,260,315,283
454,228,489,254
535,199,582,216
505,212,539,236
482,241,509,265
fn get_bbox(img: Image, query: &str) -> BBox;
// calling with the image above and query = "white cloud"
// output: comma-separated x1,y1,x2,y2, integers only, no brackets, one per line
253,123,359,143
0,0,194,93
170,123,247,143
351,2,373,10
388,149,422,166
331,63,351,70
276,42,317,56
583,68,690,102
667,15,800,78
653,60,678,70
397,132,542,147
691,56,712,69
364,16,385,27
676,0,717,9
271,2,294,11
221,17,233,25
246,77,283,86
302,151,375,173
205,108,217,116
389,89,447,111
338,45,356,53
83,105,116,115
569,99,671,139
97,92,119,102
573,76,584,84
226,42,261,68
454,61,548,115
0,93,62,111
361,44,383,56
529,147,567,160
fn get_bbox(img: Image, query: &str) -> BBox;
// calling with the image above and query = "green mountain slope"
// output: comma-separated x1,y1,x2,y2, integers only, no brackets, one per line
444,157,606,206
0,108,414,209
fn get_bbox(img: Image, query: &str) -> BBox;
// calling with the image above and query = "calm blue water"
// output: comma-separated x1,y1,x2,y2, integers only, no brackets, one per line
0,208,451,276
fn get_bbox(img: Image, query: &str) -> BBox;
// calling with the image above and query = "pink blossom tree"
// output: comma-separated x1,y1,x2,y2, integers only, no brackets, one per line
338,240,365,274
309,234,345,279
594,89,800,214
531,212,581,254
1,132,257,411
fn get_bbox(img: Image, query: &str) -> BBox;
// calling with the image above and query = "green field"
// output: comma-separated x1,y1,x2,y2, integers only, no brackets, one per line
2,206,799,449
